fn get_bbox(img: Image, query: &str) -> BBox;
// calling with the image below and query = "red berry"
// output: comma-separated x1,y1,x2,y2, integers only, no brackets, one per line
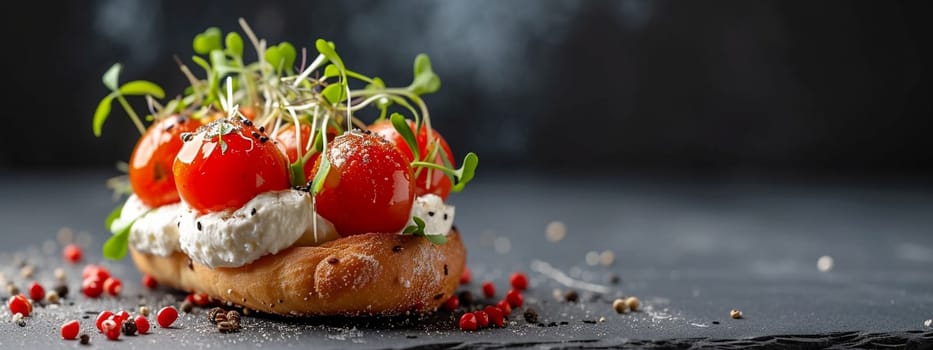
142,274,158,289
458,312,478,331
484,306,505,327
61,320,80,340
442,295,460,311
28,282,45,302
82,278,103,298
63,244,82,263
157,306,178,328
115,310,130,322
192,293,210,306
102,319,121,340
481,281,495,298
460,267,471,284
103,278,122,296
473,310,489,328
82,265,110,281
135,315,150,334
505,289,524,308
509,272,528,291
7,295,32,316
497,300,512,315
95,311,113,331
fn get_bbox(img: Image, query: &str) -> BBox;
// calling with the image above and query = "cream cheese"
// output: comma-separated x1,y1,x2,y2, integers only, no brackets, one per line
112,194,181,257
177,190,339,268
408,194,455,235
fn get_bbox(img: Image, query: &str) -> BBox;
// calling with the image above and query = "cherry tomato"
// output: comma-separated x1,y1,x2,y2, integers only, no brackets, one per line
368,119,455,200
129,115,201,207
309,131,414,236
173,118,291,213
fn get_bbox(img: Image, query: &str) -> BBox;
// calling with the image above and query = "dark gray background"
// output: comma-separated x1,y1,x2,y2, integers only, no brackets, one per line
4,0,933,178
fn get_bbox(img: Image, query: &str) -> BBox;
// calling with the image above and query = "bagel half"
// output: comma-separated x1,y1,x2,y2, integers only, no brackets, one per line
130,230,466,316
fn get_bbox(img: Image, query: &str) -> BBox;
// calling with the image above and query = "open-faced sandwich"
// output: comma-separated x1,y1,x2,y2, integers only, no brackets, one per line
92,19,478,316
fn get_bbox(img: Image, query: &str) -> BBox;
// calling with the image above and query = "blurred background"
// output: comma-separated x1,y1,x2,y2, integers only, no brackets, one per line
4,0,932,182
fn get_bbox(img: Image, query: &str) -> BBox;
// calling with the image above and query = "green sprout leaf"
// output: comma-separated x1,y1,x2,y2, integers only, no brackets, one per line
104,204,123,230
278,42,297,73
315,40,343,71
321,82,347,104
118,81,165,98
225,32,244,57
323,64,340,79
365,77,386,90
408,54,441,95
401,217,447,245
102,225,131,261
390,113,420,162
308,122,333,196
93,94,114,137
265,42,297,74
450,152,479,192
193,27,223,55
424,234,448,245
102,63,121,91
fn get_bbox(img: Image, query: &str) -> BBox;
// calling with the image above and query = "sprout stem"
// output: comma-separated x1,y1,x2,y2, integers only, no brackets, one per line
115,94,146,135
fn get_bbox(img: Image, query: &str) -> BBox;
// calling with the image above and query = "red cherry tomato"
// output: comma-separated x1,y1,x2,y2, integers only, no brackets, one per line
310,131,414,236
129,115,201,207
368,119,455,200
173,118,291,214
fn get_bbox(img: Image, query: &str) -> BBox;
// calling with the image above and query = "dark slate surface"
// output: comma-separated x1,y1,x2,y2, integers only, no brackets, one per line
1,169,932,349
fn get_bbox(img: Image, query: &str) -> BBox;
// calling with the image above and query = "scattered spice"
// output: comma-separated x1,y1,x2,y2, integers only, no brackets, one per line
523,308,539,324
181,301,194,313
54,268,66,281
730,308,743,319
442,295,459,311
564,290,579,303
217,320,240,333
817,255,834,272
122,319,138,335
599,250,615,266
20,265,34,278
458,291,474,307
510,272,528,291
608,273,621,285
599,316,606,323
226,310,241,324
460,267,471,284
925,319,932,328
28,282,45,302
139,306,150,317
157,306,179,327
712,321,720,325
46,290,60,304
79,333,90,345
7,284,19,296
545,221,566,242
134,316,150,334
473,310,489,328
208,307,226,324
459,312,478,331
625,296,640,311
63,244,83,263
17,319,26,327
585,251,600,266
612,298,627,313
53,284,68,298
481,281,495,298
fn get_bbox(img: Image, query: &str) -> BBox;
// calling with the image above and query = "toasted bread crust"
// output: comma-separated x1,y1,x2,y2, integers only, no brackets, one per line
130,230,465,316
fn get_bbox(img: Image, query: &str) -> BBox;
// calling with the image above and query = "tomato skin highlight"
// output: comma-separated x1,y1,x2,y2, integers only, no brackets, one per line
173,118,291,214
368,120,455,200
129,115,201,207
310,131,414,236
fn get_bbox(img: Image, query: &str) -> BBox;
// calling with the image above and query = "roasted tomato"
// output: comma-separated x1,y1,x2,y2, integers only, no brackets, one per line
368,119,455,200
173,118,290,213
310,131,414,236
129,115,201,207
274,123,338,183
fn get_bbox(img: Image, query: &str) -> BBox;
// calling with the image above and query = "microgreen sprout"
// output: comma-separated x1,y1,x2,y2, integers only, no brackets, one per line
402,217,448,245
93,63,166,136
94,18,479,253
